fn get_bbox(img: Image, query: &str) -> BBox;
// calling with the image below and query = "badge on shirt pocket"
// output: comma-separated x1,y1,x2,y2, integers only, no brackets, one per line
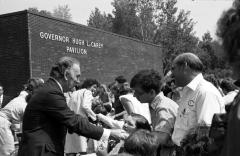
188,100,195,107
186,99,196,126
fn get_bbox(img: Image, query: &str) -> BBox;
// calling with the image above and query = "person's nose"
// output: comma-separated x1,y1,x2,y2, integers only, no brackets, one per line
76,77,80,84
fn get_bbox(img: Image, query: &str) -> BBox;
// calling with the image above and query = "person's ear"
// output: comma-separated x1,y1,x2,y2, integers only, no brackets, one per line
64,70,69,80
149,89,156,97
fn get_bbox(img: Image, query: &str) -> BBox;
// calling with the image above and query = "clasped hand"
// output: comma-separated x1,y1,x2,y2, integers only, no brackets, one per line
110,129,128,140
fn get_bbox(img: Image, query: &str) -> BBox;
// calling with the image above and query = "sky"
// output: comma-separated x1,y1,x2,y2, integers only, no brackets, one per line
0,0,234,39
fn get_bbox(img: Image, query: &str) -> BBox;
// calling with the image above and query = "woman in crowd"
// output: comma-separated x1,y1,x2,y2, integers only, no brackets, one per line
93,84,113,114
65,78,100,156
96,113,151,156
216,3,240,156
0,77,44,156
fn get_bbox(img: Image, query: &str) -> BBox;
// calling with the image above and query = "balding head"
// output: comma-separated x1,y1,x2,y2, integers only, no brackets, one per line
50,56,80,79
173,53,203,73
172,53,204,87
50,56,81,92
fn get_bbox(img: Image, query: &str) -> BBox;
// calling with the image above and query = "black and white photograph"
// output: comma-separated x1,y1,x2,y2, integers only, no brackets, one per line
0,0,239,156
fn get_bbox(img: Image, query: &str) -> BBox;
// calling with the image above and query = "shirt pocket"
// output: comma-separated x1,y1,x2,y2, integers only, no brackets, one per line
185,100,197,127
179,107,188,127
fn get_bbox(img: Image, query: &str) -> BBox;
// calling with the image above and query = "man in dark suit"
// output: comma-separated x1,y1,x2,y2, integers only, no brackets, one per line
0,83,12,108
18,57,125,156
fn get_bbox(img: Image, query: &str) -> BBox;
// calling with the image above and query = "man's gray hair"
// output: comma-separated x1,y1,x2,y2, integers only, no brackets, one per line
174,53,203,72
50,56,80,79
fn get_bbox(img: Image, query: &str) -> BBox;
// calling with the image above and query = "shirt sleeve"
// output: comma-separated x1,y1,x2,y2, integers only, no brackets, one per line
154,106,175,135
196,90,224,125
82,90,97,121
100,128,111,141
119,95,134,114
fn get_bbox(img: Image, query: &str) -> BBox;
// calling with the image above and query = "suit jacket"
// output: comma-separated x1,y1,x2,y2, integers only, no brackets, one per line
1,94,12,108
18,78,104,156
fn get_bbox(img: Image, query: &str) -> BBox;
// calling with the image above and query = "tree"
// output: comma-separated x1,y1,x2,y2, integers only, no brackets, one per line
196,31,231,76
28,7,52,16
52,5,72,21
111,0,142,40
153,0,198,73
136,0,157,42
87,7,113,31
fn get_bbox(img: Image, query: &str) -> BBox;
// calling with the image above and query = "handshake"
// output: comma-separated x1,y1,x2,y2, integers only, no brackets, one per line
110,129,128,140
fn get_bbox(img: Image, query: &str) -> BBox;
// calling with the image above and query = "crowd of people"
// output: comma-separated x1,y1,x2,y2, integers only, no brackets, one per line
0,2,240,156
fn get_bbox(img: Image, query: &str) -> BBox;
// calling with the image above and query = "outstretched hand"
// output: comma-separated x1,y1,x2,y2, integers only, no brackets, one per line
110,129,129,140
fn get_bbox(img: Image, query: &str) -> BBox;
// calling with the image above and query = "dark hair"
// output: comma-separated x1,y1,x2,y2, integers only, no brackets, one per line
174,53,203,72
217,7,240,63
81,78,100,89
220,78,237,93
119,87,133,96
93,104,107,115
161,83,172,96
115,76,127,84
204,74,220,88
130,69,162,94
50,57,80,79
130,113,151,131
24,78,44,92
124,129,159,156
25,77,44,102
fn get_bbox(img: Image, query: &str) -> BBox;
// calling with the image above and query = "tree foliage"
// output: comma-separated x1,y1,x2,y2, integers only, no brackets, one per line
28,5,72,21
28,7,52,16
136,0,157,42
87,8,113,31
111,0,142,40
52,5,72,21
153,0,197,73
197,32,230,75
87,0,231,76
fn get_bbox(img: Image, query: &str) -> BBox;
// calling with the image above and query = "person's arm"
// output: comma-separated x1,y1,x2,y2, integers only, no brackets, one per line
43,91,102,140
113,111,127,119
97,113,124,129
153,105,175,145
119,96,134,114
44,91,124,141
82,90,97,121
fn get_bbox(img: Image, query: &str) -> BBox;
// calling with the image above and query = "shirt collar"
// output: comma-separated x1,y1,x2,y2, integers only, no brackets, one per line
19,91,29,97
185,73,203,91
150,92,164,109
50,77,63,93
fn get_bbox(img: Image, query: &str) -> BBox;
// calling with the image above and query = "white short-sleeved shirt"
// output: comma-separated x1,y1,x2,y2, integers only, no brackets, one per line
150,92,179,135
223,90,239,106
172,74,225,146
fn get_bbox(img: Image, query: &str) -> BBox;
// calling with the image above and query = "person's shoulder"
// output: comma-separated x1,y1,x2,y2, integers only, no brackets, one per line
70,89,87,98
119,94,132,100
163,96,179,108
73,88,85,94
198,79,222,96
